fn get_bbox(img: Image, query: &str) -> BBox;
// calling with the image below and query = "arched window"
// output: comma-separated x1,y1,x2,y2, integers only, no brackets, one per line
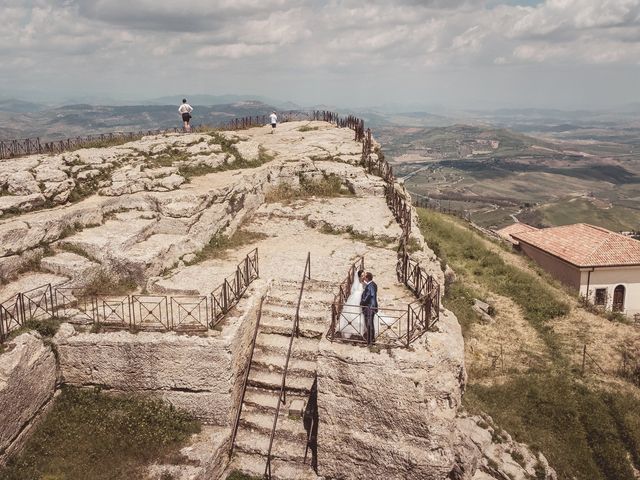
613,285,625,312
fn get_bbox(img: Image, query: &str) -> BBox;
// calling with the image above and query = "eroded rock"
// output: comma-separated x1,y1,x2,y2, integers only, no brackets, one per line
0,333,57,464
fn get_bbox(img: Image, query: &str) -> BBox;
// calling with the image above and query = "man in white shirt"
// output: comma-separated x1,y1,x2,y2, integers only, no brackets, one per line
178,99,193,132
269,111,277,134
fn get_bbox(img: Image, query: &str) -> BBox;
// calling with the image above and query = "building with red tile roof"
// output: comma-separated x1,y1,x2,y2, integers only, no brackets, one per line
495,223,539,245
510,223,640,317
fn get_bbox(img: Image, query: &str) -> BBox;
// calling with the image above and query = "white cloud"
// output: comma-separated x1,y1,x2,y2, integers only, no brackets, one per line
0,0,638,107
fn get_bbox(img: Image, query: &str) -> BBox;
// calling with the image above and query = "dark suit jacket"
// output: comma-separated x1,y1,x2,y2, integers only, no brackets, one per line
360,281,378,309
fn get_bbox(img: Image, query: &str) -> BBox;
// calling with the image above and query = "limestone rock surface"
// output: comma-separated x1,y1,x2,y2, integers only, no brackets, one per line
0,333,57,464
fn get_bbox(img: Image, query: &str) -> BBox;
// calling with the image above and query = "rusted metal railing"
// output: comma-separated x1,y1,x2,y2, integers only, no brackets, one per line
318,109,441,345
264,252,311,479
0,249,259,344
327,256,365,341
229,291,268,457
210,248,259,326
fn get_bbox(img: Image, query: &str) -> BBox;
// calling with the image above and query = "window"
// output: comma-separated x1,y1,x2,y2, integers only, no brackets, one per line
595,288,607,306
613,285,625,312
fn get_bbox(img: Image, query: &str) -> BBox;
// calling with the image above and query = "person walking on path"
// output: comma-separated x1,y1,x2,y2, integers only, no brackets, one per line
269,111,277,134
178,99,193,132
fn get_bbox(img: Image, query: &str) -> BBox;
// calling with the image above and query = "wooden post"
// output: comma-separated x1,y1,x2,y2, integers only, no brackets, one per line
582,344,587,375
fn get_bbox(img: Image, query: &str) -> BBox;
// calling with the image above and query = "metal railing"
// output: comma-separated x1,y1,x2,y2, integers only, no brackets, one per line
264,252,311,479
210,248,259,327
229,291,267,457
0,249,259,343
327,256,365,340
330,302,428,348
0,111,309,160
318,110,441,346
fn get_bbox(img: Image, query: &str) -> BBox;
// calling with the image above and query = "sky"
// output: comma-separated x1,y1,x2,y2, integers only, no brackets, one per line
1,0,639,109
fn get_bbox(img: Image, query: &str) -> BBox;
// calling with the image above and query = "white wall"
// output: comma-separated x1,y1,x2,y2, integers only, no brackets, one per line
579,266,640,317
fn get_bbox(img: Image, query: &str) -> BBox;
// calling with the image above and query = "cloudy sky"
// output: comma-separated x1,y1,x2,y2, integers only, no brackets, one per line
2,0,639,109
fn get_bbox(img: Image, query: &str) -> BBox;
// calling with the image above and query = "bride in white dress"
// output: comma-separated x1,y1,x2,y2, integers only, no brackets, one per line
339,269,364,339
337,269,399,342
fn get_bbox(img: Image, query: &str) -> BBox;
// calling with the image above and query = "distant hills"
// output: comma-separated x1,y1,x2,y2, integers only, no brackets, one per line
0,100,286,140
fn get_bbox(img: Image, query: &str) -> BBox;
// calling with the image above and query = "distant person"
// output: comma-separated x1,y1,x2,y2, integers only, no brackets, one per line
178,99,193,132
269,111,277,134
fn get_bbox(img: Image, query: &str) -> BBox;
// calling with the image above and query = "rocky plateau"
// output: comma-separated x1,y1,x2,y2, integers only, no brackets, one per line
0,120,555,480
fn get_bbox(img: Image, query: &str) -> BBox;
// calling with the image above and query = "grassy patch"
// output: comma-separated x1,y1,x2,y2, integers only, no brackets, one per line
189,229,268,265
417,208,569,350
60,222,82,238
423,208,640,480
265,173,349,203
81,269,137,297
145,147,191,168
407,237,422,254
0,317,62,354
226,471,263,480
318,223,392,248
540,197,640,232
178,143,273,180
443,281,481,336
68,167,116,203
466,376,637,480
0,387,201,480
298,125,319,132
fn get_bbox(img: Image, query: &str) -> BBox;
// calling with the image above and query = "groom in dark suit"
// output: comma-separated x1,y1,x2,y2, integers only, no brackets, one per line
360,272,378,345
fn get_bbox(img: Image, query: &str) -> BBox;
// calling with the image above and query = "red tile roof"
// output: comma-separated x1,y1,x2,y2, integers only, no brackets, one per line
512,223,640,267
495,223,539,244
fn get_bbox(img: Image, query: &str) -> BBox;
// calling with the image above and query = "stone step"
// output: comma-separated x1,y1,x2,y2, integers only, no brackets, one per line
259,315,326,339
243,388,308,414
255,332,319,361
234,430,310,465
266,287,336,306
252,351,317,377
239,405,308,442
265,288,333,314
228,452,318,480
247,367,315,394
40,251,101,284
261,303,328,324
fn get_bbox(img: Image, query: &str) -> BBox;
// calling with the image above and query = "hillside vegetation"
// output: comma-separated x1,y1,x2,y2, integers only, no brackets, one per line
0,387,200,480
418,208,640,480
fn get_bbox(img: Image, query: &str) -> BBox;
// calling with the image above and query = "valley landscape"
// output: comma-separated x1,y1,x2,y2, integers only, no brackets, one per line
377,108,640,232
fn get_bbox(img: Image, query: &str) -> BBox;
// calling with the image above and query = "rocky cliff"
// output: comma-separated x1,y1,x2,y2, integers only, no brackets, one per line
0,120,555,480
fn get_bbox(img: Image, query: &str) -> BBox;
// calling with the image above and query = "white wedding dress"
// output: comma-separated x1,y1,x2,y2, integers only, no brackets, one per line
338,271,397,341
339,270,364,338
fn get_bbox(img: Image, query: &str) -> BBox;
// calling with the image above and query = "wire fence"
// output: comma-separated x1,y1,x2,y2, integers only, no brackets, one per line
0,249,259,343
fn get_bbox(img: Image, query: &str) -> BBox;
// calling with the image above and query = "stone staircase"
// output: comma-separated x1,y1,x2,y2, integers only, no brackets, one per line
228,278,334,480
